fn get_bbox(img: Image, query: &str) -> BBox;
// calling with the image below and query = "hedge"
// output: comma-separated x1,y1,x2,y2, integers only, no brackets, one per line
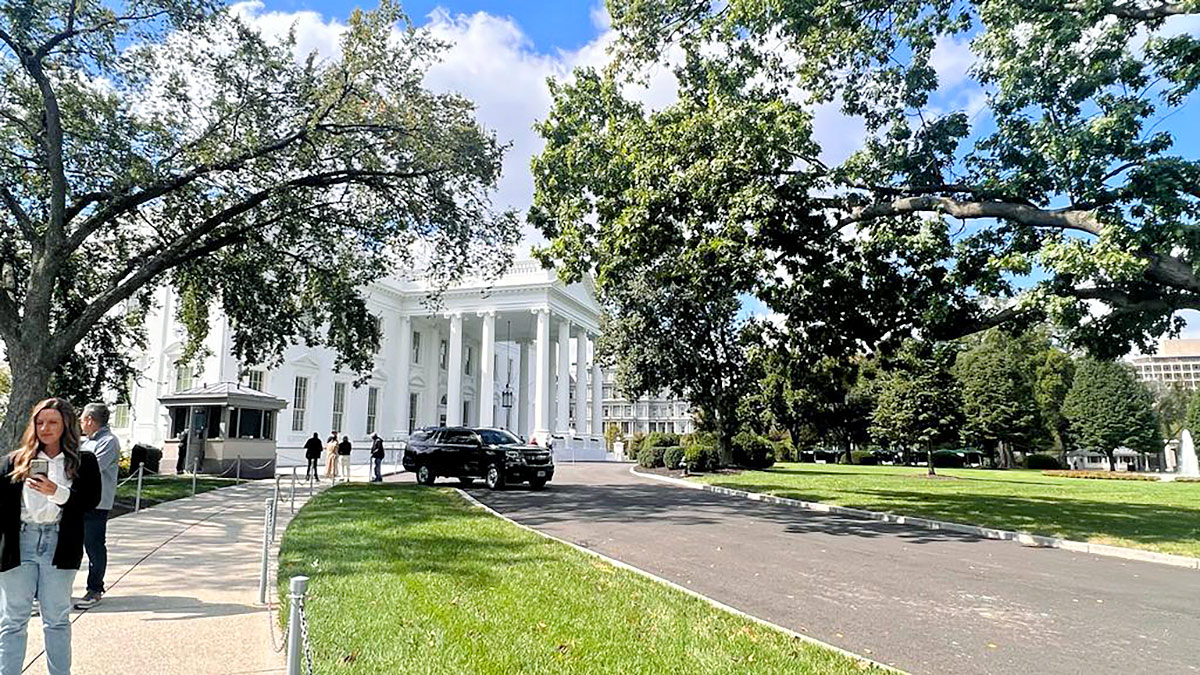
1024,453,1062,470
732,432,775,469
637,445,666,469
663,446,686,470
850,450,877,465
1042,470,1160,481
683,441,720,472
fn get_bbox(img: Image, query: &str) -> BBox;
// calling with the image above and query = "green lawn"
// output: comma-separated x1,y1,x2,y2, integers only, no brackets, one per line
691,463,1200,558
278,484,883,674
112,476,240,515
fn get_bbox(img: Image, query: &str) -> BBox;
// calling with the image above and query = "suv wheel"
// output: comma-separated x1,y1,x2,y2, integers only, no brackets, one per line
485,464,505,490
417,465,435,486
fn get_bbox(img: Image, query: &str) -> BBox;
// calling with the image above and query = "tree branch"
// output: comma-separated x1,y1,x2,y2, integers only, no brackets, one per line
1067,1,1197,21
0,185,38,243
840,195,1104,236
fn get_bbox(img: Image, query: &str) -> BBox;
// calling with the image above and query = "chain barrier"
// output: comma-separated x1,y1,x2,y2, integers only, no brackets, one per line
260,499,316,675
298,593,315,675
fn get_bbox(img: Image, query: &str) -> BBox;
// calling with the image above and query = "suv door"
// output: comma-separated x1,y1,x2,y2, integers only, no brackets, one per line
438,429,475,476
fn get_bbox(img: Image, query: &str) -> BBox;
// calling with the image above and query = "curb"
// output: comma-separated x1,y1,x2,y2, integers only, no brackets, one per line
630,467,1200,571
454,488,903,674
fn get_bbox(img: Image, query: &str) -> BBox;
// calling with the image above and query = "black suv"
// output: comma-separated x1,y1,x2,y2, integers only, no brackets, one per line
402,427,555,490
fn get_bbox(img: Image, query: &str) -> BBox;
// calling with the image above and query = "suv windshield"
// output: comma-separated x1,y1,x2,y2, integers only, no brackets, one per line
477,429,522,446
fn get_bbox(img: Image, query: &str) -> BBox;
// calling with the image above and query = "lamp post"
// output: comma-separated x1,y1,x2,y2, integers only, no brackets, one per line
500,321,514,430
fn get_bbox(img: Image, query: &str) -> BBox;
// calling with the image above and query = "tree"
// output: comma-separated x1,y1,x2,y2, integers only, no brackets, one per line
1062,359,1159,471
578,1,1200,358
1154,382,1192,441
956,331,1040,468
1033,345,1076,462
604,422,621,451
595,260,757,466
748,332,873,463
870,341,963,475
0,0,518,446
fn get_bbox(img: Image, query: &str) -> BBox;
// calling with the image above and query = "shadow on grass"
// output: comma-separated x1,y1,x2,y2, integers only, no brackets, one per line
279,484,559,589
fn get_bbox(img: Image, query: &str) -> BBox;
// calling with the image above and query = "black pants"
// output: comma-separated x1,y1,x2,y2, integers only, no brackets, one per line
372,456,383,482
83,509,109,593
176,449,187,474
306,457,319,480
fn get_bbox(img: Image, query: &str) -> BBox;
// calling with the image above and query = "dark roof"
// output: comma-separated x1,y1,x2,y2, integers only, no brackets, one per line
158,381,288,411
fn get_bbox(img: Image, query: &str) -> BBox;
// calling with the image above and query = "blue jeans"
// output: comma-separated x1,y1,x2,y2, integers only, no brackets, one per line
83,509,109,594
0,523,77,675
372,456,383,482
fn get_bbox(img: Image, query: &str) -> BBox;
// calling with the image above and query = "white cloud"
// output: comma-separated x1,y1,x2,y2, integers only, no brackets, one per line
930,35,975,92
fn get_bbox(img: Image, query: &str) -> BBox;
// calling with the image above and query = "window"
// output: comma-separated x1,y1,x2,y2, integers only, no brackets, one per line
366,386,379,435
292,376,309,432
440,340,448,369
408,393,419,434
462,401,471,426
374,315,383,336
412,331,422,364
465,346,473,375
242,369,265,391
174,363,194,392
331,382,347,434
113,404,130,429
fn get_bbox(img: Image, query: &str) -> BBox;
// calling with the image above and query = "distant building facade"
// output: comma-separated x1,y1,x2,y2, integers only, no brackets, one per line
1130,339,1200,390
598,369,695,437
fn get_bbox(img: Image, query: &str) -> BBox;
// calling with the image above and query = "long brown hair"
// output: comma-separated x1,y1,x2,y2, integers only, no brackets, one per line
9,398,82,482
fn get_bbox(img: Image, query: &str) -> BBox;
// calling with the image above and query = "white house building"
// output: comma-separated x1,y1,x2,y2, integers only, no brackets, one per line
113,260,610,463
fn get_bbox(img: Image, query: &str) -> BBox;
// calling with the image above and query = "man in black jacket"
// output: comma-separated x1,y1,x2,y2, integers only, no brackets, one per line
337,436,352,483
303,433,323,481
370,434,385,482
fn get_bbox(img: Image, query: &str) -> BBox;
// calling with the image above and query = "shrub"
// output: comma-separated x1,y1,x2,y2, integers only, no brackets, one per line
732,432,775,469
663,446,686,470
643,432,681,449
637,446,665,469
851,450,877,465
1024,453,1062,470
1042,470,1160,481
628,432,647,456
684,439,721,472
773,438,796,462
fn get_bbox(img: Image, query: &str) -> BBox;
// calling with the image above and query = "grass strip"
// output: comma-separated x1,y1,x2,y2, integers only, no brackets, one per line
691,463,1200,557
112,476,239,516
279,484,883,674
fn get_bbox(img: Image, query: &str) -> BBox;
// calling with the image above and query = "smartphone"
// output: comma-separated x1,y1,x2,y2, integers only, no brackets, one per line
30,458,49,477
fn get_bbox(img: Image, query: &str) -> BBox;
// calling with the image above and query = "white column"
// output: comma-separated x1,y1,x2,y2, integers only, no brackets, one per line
574,327,586,435
534,309,551,438
396,315,412,436
424,323,440,426
478,312,495,427
591,335,603,438
517,341,530,436
446,313,464,426
556,317,571,433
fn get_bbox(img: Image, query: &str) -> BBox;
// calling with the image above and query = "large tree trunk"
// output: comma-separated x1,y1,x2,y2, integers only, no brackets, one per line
1,350,55,452
927,442,936,476
1108,450,1116,472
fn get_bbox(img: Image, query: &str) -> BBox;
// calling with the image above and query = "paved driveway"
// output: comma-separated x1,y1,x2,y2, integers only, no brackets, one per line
467,462,1200,675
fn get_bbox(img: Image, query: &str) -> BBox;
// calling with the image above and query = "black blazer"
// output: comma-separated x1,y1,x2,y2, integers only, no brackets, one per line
0,451,101,571
337,440,351,456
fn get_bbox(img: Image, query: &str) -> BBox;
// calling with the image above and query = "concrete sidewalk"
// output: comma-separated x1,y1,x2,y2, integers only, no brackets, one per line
14,466,385,674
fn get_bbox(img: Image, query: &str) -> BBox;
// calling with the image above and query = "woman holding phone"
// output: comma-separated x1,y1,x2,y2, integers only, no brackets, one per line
0,398,100,675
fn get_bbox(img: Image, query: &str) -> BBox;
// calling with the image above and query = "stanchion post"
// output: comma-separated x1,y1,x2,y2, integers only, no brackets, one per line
236,455,242,485
134,463,144,514
290,466,296,514
270,495,278,543
285,576,309,675
259,498,273,605
192,455,199,496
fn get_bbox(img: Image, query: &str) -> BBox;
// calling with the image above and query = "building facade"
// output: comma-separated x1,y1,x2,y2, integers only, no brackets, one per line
114,260,609,461
1130,339,1200,390
598,368,695,437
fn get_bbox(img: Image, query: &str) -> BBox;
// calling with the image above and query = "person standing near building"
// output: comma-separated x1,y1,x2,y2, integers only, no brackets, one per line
175,429,189,474
0,398,100,675
303,433,323,482
75,403,120,610
324,434,338,480
337,435,352,483
369,434,385,483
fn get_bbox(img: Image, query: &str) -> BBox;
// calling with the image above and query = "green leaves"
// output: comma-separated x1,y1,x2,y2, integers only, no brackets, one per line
1062,358,1159,457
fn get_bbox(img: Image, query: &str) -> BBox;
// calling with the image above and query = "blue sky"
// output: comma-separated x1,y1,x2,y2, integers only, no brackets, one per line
262,0,603,51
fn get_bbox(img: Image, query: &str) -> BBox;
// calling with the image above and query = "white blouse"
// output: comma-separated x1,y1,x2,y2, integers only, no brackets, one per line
21,451,73,525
